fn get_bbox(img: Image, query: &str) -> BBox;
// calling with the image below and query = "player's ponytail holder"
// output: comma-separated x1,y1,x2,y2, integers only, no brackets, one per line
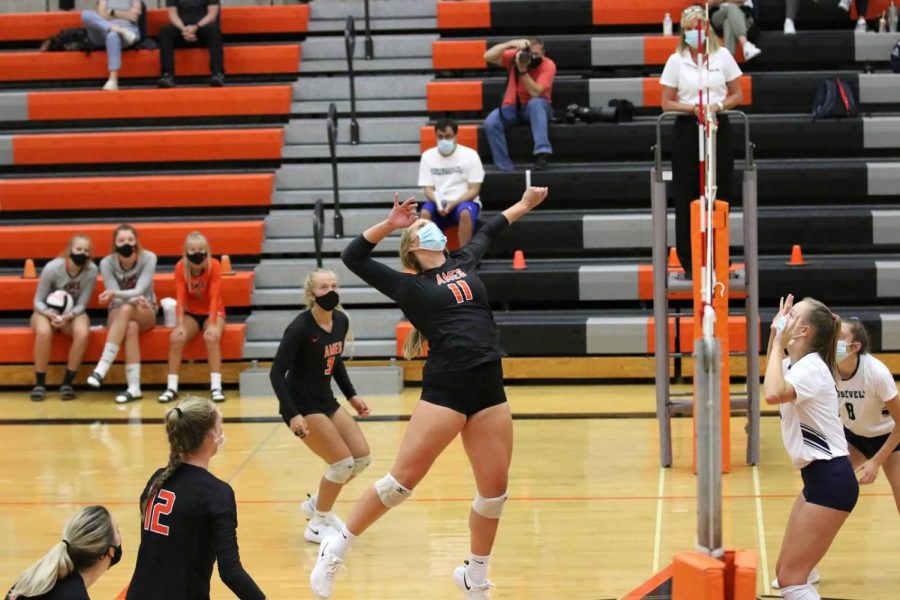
174,407,183,418
62,539,70,549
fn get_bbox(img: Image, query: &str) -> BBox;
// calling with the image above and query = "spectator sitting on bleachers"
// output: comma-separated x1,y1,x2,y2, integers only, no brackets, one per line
709,1,762,60
661,4,743,279
30,235,99,402
158,231,227,405
158,0,223,88
417,118,485,246
787,0,871,33
81,0,141,91
87,224,158,405
483,37,556,171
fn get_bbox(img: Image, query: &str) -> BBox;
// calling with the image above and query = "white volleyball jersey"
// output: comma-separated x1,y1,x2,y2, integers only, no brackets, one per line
838,353,898,437
781,354,849,468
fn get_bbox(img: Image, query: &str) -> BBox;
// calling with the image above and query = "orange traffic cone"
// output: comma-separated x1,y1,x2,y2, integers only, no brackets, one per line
220,254,235,275
786,244,807,266
668,246,682,269
512,250,527,270
22,258,37,279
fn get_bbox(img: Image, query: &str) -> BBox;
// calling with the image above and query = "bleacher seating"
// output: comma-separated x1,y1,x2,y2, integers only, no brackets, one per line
4,0,900,388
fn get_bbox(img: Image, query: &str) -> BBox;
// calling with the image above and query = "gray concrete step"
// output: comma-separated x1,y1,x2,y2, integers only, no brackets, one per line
291,99,427,114
273,188,420,207
276,162,418,190
252,286,389,306
255,257,402,289
293,75,429,101
308,18,436,33
301,58,433,73
267,209,394,237
282,142,420,160
263,236,401,255
285,117,423,145
243,339,396,359
310,0,436,20
246,308,403,340
300,34,436,61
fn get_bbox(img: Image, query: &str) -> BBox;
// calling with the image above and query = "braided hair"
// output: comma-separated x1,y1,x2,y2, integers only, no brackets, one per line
140,397,218,520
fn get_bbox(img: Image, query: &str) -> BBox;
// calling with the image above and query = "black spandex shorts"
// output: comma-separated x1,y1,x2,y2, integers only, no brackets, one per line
281,396,340,426
184,311,210,331
844,426,900,460
801,456,859,513
421,360,507,417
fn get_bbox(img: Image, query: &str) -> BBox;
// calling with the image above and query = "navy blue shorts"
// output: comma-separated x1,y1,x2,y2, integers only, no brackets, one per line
421,200,480,228
801,456,859,513
421,359,507,417
844,427,900,460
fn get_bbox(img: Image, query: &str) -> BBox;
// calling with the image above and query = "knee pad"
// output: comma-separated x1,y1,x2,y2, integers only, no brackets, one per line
374,473,412,508
323,456,355,484
472,492,507,519
351,454,371,478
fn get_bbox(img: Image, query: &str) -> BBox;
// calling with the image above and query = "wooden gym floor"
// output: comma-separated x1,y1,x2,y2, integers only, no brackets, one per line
0,385,896,599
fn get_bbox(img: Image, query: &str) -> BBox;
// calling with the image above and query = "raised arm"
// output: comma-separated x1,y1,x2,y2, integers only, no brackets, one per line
484,39,529,66
458,187,548,265
341,194,418,300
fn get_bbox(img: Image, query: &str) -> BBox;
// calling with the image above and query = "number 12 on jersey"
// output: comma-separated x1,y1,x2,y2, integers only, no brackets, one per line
144,489,176,536
448,281,473,304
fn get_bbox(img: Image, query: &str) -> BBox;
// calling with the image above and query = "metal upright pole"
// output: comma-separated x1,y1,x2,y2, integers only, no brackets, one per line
695,334,723,557
742,119,761,465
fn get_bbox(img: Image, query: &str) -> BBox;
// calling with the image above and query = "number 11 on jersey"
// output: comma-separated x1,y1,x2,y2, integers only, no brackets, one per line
448,281,473,304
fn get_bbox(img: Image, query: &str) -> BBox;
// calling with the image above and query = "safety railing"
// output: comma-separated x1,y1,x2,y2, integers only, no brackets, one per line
344,15,360,145
326,102,344,238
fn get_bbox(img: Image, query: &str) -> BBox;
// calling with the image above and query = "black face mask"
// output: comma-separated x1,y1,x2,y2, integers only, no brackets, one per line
108,544,122,568
69,252,89,266
314,290,340,311
529,55,543,69
115,244,135,258
187,252,207,265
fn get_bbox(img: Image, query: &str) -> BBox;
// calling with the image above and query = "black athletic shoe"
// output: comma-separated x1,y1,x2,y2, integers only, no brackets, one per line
210,72,225,87
534,153,550,171
157,74,176,88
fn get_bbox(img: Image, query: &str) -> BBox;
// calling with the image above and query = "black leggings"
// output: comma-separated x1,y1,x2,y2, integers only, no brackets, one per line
671,114,735,276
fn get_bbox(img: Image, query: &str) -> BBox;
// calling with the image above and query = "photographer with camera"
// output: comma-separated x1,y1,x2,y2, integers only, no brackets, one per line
483,37,556,171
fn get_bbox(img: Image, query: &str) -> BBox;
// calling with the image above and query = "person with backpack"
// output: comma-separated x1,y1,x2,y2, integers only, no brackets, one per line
81,0,142,91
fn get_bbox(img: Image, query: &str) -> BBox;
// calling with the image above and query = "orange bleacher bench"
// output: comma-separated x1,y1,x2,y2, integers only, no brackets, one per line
0,324,246,364
5,128,283,165
0,45,301,82
23,86,292,122
3,271,254,313
0,221,264,260
0,173,274,213
432,40,488,70
437,0,491,29
0,5,310,42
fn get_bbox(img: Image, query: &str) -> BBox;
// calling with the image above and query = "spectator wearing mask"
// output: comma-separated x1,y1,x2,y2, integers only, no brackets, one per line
709,0,762,60
81,0,141,91
417,118,485,246
483,37,556,171
158,0,223,88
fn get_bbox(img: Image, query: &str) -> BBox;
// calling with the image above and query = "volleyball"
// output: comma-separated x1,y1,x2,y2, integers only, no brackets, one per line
45,290,74,315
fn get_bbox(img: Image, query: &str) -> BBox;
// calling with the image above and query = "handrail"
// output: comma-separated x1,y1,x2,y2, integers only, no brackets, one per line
313,198,324,268
363,0,374,60
344,15,360,145
326,102,344,238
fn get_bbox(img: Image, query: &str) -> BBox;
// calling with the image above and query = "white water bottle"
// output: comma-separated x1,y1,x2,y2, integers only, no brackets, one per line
663,12,673,36
889,1,898,32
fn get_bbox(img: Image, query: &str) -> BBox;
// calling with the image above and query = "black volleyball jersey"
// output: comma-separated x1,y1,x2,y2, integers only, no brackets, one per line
342,213,508,375
270,309,356,422
126,464,264,600
5,572,89,600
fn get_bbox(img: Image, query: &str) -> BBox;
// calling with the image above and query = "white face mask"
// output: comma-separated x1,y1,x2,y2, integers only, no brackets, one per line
437,138,456,156
215,433,227,447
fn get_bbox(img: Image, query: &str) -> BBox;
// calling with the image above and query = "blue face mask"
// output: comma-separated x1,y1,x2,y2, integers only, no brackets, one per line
417,222,447,252
437,138,456,156
775,315,787,334
685,30,705,50
836,340,853,362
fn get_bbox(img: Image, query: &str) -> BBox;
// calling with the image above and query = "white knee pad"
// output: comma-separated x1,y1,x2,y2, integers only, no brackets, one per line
780,584,820,600
472,492,507,519
323,456,355,484
374,473,412,508
351,454,371,478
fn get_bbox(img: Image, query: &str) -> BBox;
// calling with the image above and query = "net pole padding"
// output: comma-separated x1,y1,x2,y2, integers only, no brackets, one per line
694,333,722,557
690,200,731,473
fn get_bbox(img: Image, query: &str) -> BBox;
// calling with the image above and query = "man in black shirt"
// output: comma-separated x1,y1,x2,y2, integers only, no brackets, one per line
158,0,224,87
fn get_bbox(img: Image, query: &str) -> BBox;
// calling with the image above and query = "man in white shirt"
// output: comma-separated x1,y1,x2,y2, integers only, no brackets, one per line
417,118,485,246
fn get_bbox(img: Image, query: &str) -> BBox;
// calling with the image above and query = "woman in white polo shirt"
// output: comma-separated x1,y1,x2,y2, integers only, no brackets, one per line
660,4,743,278
764,294,858,600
